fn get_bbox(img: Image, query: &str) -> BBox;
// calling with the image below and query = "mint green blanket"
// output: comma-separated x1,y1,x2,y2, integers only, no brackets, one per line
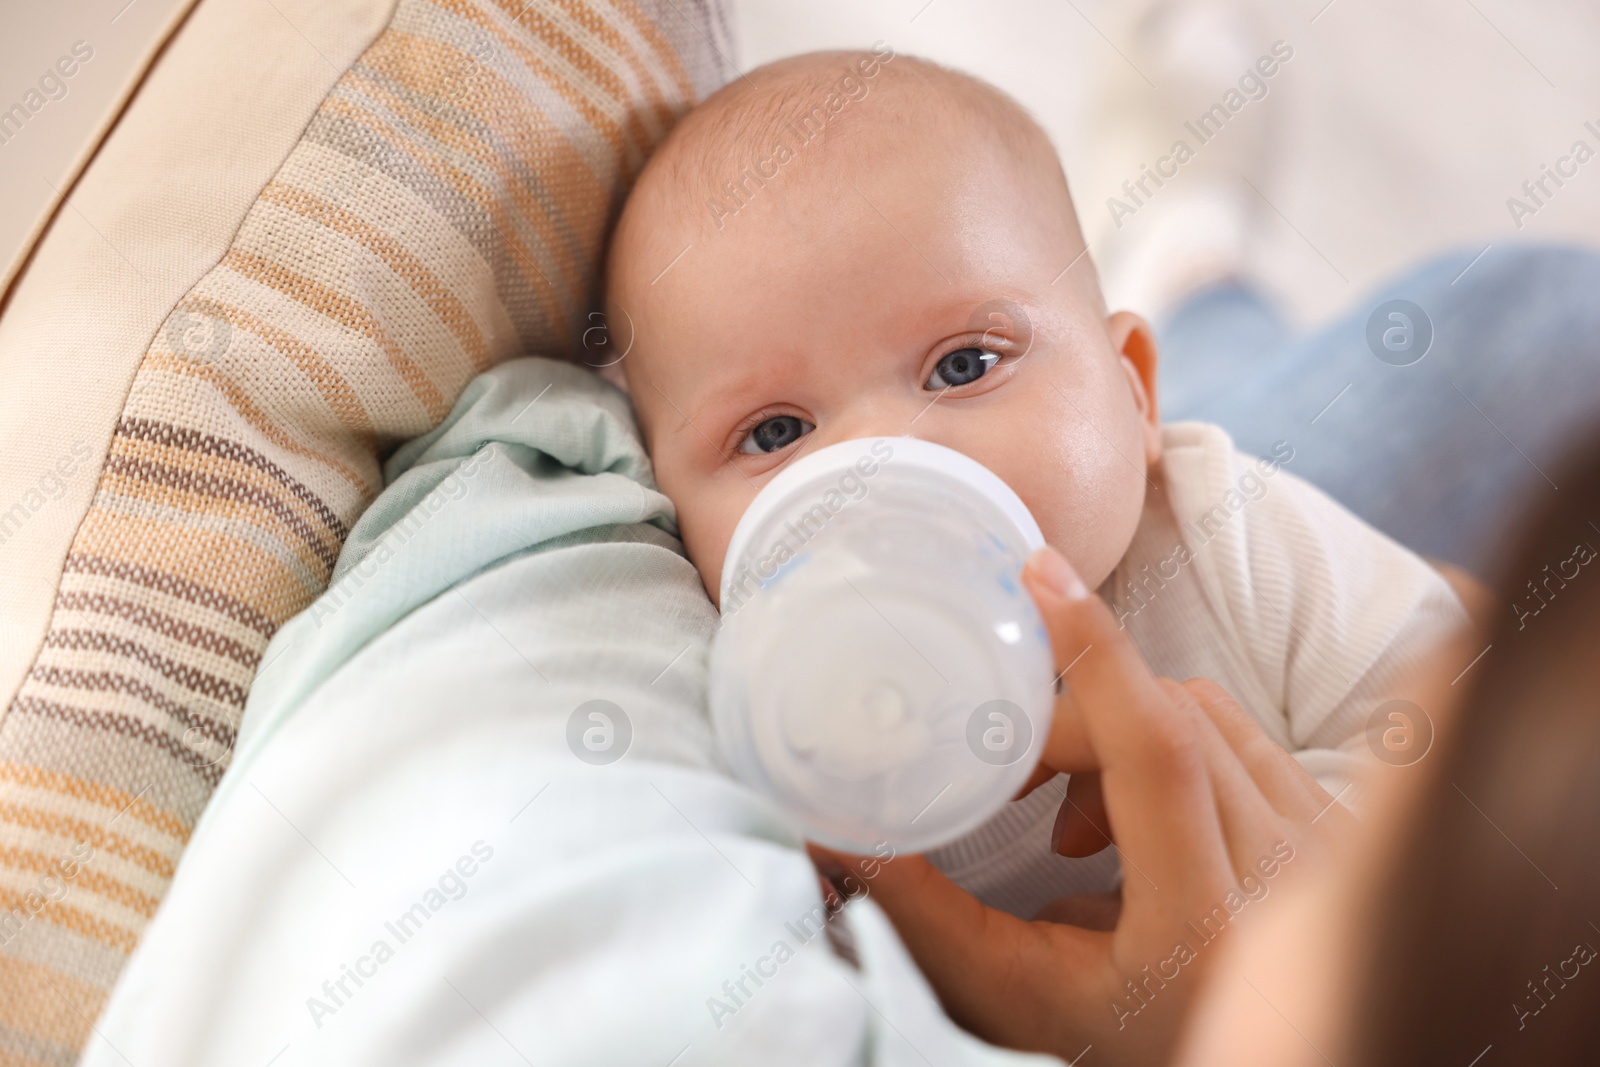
84,359,1054,1067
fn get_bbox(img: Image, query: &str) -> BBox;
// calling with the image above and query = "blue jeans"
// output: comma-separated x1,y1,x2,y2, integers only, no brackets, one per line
1164,245,1600,576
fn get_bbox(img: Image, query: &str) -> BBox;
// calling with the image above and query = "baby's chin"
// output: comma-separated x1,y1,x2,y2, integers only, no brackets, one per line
683,542,726,611
700,565,724,612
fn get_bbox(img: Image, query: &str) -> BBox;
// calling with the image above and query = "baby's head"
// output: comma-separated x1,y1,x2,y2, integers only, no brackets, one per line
607,50,1161,605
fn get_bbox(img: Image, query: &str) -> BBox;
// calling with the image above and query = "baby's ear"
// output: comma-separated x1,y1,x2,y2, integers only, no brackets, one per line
1107,310,1162,466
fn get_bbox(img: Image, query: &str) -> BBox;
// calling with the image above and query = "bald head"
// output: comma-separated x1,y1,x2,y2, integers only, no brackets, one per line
599,50,1155,609
609,49,1087,278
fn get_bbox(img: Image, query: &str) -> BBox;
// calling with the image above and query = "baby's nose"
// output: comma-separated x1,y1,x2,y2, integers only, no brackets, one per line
827,399,938,444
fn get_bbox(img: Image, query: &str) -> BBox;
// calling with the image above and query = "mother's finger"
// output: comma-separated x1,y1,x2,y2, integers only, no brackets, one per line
809,844,1102,1049
1149,678,1300,878
1022,547,1235,902
1180,677,1333,822
1051,771,1114,858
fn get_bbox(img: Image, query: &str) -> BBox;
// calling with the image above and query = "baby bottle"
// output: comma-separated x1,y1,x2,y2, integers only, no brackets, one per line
709,437,1056,854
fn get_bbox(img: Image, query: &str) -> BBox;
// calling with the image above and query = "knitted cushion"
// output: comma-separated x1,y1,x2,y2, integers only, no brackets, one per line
0,0,730,1060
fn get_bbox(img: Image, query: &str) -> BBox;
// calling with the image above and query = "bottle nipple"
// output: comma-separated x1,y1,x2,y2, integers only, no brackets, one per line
859,682,907,731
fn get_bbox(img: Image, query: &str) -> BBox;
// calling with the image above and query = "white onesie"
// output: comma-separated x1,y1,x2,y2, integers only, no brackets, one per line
927,421,1467,918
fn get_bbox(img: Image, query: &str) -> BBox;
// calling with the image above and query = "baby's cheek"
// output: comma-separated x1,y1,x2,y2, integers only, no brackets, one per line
1027,435,1148,589
675,490,749,607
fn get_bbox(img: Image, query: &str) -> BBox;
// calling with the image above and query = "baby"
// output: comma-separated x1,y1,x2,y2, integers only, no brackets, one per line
604,49,1467,918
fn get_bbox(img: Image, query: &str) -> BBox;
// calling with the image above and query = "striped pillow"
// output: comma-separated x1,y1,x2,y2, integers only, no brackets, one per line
0,0,731,1060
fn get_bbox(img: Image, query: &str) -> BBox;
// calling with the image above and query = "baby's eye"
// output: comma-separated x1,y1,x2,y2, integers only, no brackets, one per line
925,347,1000,389
738,414,815,454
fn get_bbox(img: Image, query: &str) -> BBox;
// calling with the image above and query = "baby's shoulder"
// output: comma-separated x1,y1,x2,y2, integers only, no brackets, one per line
1156,420,1312,563
1149,419,1466,740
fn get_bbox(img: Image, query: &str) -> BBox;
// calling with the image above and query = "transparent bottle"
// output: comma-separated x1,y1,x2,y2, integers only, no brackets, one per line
710,437,1055,854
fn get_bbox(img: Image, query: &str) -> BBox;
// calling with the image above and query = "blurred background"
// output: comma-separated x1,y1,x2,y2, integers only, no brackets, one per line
0,0,194,293
732,0,1600,326
6,0,1599,323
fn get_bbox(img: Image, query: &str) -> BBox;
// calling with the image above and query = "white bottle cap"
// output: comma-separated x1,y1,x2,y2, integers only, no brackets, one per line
720,437,1044,606
712,437,1054,854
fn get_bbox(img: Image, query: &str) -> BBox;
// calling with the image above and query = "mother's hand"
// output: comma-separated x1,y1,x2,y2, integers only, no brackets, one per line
815,546,1352,1065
